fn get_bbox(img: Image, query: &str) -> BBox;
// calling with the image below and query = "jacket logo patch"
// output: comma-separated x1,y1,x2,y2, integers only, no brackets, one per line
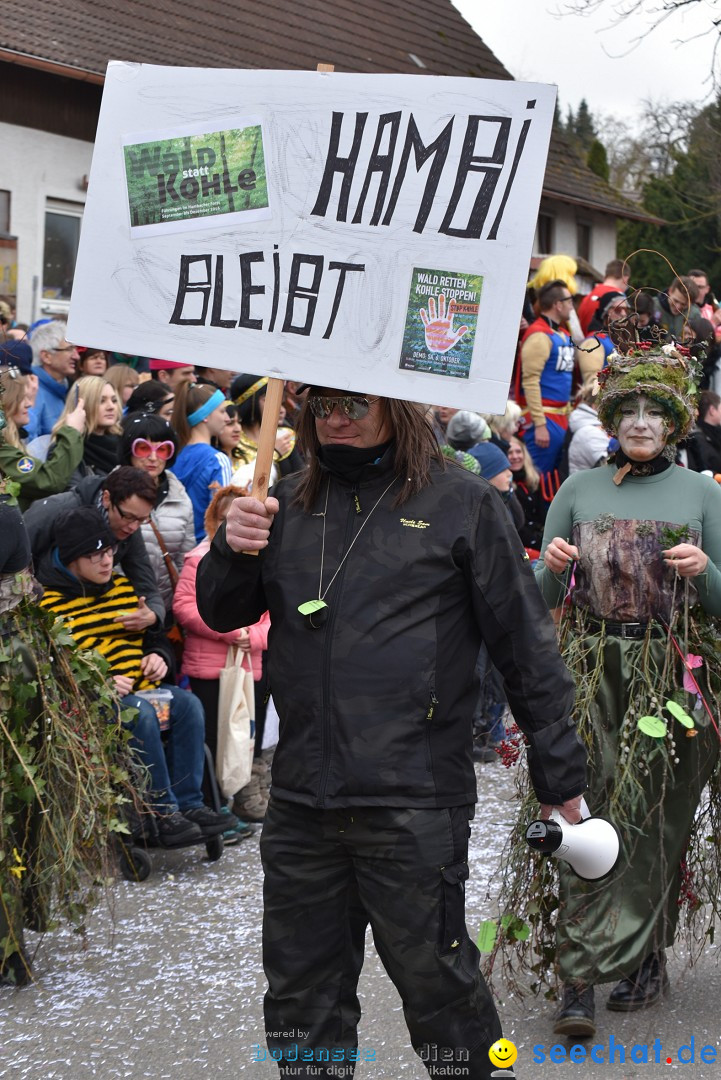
17,456,35,473
400,517,430,529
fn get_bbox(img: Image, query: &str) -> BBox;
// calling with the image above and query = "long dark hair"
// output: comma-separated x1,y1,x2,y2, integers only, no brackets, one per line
293,397,444,511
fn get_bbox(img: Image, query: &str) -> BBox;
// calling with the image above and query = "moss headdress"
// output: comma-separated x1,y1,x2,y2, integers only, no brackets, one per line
596,342,698,443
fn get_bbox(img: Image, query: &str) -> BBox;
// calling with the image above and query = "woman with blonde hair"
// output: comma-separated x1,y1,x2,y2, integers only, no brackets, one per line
506,433,548,557
105,363,140,407
35,375,122,478
481,400,522,452
0,365,85,510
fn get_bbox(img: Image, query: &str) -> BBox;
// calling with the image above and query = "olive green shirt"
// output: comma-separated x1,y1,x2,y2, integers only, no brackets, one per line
535,464,721,619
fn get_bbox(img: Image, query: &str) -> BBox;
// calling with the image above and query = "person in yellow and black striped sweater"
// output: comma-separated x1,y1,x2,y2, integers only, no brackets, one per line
39,507,238,848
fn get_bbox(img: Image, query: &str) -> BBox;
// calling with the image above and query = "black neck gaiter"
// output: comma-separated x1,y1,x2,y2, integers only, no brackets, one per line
317,441,394,484
612,448,673,477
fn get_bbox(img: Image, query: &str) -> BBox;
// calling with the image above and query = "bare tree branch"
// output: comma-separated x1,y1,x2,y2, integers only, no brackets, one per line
559,0,721,84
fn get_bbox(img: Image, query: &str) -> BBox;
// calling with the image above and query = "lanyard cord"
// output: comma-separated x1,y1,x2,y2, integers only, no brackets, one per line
317,476,397,602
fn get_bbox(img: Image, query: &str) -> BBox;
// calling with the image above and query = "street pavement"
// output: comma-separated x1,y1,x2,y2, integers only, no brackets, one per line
1,760,719,1080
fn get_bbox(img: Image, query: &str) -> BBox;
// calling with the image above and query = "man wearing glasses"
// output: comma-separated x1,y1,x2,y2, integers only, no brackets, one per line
518,279,577,475
26,320,80,439
197,387,586,1079
24,465,165,629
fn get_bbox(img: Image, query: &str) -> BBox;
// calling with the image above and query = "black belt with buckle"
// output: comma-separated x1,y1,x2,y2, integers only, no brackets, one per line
585,616,665,640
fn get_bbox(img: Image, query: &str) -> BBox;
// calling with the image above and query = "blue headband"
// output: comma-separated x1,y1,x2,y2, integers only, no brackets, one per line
187,388,225,427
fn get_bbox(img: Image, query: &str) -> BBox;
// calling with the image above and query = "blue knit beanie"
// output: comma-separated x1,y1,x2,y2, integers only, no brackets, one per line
469,441,511,480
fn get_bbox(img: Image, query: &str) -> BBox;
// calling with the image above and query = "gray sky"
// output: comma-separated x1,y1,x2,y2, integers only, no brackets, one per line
453,0,717,121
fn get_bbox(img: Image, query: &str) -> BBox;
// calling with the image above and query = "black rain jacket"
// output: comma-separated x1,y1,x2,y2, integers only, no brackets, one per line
197,452,585,809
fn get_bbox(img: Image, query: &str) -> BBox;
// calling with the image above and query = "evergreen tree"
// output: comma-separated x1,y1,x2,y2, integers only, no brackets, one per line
565,99,601,153
565,104,575,135
587,139,610,181
573,99,598,151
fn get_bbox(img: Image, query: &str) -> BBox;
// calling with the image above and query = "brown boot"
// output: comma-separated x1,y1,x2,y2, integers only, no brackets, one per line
232,760,268,823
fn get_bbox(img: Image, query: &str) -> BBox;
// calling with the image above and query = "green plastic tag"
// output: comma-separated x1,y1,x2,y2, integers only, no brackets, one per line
638,715,667,738
298,599,328,616
477,920,498,953
665,699,695,729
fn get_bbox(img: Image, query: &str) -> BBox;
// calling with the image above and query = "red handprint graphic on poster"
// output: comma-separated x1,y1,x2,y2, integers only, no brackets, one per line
419,294,469,353
399,267,483,380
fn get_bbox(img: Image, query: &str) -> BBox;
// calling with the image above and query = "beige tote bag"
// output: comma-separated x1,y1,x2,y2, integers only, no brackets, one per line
216,645,255,798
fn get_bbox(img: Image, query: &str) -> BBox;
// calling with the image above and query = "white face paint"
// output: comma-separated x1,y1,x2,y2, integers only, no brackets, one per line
616,394,674,461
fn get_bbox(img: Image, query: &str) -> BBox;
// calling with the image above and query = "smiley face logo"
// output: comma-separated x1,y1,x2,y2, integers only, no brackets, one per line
489,1038,518,1069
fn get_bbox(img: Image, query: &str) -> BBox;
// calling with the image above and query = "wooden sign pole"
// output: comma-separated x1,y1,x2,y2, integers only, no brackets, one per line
245,62,334,552
248,376,286,506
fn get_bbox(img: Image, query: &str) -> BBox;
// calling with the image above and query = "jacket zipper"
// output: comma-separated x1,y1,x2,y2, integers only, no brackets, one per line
317,484,361,806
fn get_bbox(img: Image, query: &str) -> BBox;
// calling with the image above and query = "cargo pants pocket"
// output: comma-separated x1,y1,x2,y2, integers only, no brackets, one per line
439,860,469,954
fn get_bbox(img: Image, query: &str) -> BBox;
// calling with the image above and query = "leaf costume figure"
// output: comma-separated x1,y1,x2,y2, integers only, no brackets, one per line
492,341,721,1035
0,488,136,986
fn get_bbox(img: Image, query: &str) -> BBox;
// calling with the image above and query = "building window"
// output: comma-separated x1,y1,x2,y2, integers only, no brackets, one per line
0,190,10,233
42,204,83,302
537,213,554,254
577,221,592,263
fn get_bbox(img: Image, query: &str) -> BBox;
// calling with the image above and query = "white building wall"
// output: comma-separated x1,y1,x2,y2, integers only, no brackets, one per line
535,200,618,282
589,214,618,274
552,205,616,273
0,121,92,323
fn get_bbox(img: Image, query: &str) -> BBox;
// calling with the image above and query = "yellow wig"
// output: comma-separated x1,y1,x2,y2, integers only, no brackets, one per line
528,255,578,295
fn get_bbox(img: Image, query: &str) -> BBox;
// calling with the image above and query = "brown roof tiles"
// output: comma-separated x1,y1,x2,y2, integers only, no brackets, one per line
1,0,657,221
0,0,511,80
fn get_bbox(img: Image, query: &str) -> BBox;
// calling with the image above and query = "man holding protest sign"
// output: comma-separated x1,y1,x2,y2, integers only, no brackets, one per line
197,386,586,1079
65,62,574,1076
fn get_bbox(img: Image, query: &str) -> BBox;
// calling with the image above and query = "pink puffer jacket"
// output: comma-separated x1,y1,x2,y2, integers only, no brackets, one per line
173,541,270,680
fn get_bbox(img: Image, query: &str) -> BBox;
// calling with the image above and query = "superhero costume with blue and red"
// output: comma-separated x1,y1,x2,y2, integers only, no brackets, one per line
518,315,575,474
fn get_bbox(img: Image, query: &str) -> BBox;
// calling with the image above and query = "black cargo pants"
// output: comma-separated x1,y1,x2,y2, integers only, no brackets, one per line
260,797,503,1079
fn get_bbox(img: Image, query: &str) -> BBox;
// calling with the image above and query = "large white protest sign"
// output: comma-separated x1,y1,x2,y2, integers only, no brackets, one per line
68,64,556,411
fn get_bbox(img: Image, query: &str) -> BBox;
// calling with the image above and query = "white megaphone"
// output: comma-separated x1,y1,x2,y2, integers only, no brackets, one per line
525,798,620,881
